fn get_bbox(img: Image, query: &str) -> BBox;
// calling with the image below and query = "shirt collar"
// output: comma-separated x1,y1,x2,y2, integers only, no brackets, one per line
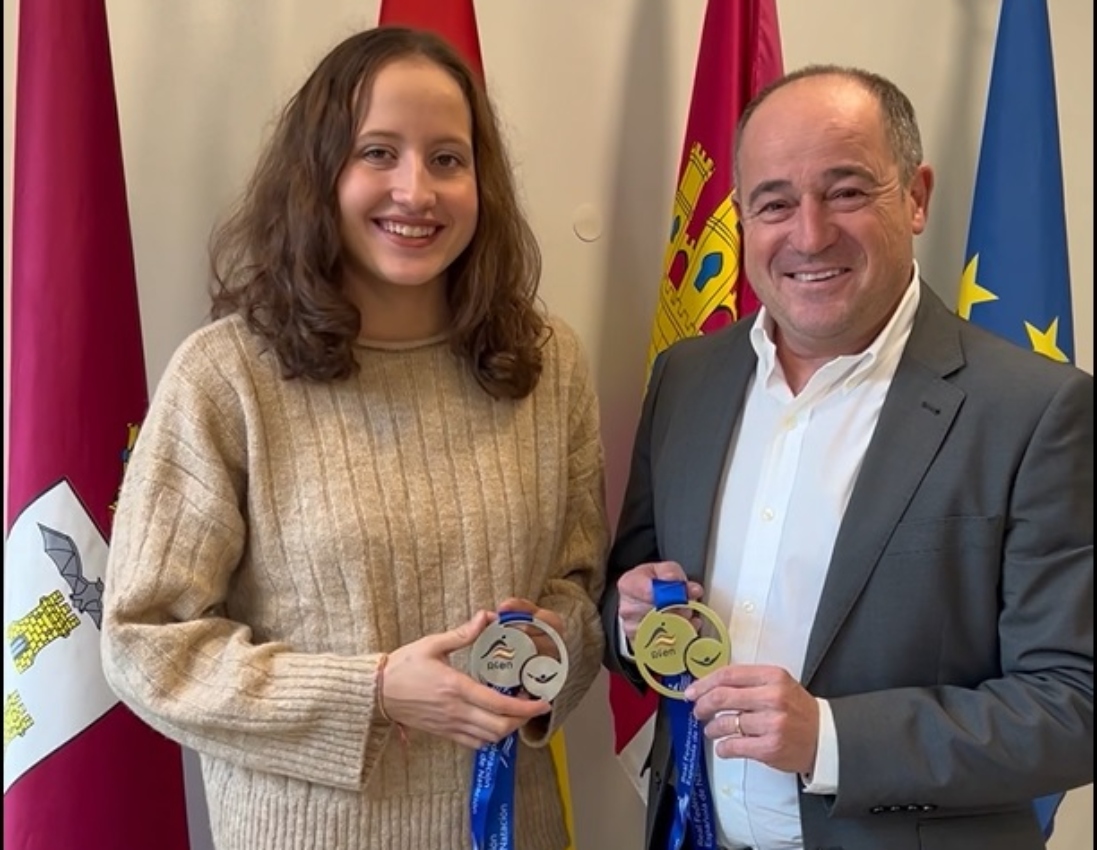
749,262,922,395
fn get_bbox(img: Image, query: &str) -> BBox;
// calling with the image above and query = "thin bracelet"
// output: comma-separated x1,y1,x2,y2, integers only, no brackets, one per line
376,653,409,748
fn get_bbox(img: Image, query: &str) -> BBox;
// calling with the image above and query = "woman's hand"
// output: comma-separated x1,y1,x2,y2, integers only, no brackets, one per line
381,611,551,749
496,597,566,661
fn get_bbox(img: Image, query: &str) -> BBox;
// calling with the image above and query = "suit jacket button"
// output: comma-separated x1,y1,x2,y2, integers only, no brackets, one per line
870,806,884,814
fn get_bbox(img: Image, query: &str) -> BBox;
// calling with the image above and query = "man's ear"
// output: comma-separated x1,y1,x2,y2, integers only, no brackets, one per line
909,164,934,235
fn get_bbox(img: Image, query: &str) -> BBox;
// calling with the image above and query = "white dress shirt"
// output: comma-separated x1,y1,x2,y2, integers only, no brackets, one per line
705,272,920,850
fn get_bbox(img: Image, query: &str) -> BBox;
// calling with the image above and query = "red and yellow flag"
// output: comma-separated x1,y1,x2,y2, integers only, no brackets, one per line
4,1,191,848
611,0,784,798
647,0,784,372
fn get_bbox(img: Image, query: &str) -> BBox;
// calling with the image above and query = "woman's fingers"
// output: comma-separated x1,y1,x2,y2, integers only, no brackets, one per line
462,677,550,719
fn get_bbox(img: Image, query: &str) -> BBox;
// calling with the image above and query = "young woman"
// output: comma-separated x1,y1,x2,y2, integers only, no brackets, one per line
102,27,608,850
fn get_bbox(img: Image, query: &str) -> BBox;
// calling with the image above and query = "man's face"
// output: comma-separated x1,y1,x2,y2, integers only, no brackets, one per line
735,75,933,361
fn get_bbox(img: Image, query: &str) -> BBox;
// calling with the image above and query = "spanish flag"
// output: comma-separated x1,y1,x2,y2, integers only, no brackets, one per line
375,3,577,846
378,0,484,79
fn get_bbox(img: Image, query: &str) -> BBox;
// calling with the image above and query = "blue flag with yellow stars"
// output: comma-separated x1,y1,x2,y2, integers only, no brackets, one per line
959,0,1073,839
958,0,1074,365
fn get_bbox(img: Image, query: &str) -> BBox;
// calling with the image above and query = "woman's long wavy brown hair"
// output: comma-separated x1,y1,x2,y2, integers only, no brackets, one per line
209,27,545,398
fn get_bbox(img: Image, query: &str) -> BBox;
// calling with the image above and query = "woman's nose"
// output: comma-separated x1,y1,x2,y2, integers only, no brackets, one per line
391,158,436,210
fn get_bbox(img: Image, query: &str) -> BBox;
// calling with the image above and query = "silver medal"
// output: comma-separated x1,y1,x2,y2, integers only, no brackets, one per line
470,616,570,702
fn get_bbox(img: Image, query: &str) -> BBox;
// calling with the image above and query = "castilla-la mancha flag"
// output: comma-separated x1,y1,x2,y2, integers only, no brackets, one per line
3,1,191,848
611,0,783,798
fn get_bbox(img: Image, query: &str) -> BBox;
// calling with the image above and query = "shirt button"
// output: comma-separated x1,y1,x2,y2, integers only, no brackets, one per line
742,601,755,613
720,786,732,797
761,507,775,521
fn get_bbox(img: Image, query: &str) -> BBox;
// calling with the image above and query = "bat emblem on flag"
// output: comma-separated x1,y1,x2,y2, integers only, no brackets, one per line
38,524,103,629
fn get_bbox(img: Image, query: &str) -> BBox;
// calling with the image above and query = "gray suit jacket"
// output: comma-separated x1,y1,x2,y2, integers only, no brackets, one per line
601,285,1093,850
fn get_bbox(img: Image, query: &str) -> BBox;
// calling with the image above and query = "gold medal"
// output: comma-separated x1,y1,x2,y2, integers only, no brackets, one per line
633,600,730,699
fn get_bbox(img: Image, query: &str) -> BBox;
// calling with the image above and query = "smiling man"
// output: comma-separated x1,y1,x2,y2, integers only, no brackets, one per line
600,65,1093,850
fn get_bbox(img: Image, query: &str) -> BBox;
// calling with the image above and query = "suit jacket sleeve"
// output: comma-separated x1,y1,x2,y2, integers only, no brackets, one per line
827,366,1094,815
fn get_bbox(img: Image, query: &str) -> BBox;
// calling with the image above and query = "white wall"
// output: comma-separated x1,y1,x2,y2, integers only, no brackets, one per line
4,2,1092,848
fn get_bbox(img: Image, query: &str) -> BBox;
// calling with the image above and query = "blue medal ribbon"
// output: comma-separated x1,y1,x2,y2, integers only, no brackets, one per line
469,610,529,850
651,579,718,850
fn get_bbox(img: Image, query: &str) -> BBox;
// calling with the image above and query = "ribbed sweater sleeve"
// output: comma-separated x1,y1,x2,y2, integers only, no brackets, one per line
101,324,391,792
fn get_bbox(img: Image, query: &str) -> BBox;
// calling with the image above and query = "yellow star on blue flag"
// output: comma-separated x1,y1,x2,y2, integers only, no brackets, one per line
957,254,998,320
1024,317,1069,362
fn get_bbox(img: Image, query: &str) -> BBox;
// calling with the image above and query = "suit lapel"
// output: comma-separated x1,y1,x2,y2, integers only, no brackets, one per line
665,330,756,584
802,288,967,686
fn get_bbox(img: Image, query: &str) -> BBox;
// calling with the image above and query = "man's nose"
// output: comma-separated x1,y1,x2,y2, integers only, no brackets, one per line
789,196,837,255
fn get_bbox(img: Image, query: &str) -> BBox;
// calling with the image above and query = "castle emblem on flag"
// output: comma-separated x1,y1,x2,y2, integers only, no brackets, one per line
4,693,33,750
651,143,745,368
7,588,82,673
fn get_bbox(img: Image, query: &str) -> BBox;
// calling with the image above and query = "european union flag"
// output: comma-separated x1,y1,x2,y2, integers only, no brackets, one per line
958,0,1074,365
958,0,1074,839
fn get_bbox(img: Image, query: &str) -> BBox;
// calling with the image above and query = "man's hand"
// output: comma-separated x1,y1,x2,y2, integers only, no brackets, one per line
686,664,819,775
616,561,704,644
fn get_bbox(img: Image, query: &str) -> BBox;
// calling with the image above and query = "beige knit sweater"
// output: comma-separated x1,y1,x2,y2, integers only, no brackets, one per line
102,313,609,850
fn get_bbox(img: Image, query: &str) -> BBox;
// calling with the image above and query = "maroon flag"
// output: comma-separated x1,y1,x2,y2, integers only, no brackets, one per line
4,1,191,847
613,0,784,797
